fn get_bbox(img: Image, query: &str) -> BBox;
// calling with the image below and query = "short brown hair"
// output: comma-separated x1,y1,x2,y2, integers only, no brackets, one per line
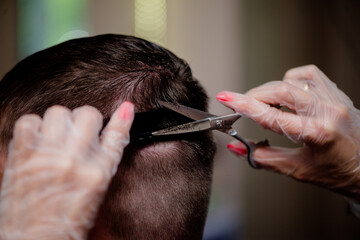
0,34,216,239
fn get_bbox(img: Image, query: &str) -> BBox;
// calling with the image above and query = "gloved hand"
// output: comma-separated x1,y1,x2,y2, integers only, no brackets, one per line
217,65,360,201
0,102,134,240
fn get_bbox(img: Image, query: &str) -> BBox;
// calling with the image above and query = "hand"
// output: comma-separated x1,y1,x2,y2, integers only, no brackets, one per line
217,65,360,200
0,102,134,240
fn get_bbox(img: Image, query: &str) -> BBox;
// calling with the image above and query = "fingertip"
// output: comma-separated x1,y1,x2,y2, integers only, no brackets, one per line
12,114,42,152
216,92,252,117
216,91,235,102
227,141,247,156
14,114,42,137
118,101,135,122
100,102,135,168
102,101,135,143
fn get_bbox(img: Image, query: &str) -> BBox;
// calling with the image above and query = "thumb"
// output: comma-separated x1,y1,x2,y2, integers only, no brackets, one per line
100,101,135,173
227,140,310,177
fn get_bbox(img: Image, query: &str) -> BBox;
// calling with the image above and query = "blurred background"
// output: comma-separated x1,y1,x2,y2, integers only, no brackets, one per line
1,0,360,239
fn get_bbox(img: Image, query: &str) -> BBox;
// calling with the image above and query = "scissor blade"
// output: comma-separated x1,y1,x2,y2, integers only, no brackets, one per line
210,113,242,131
159,101,215,120
152,118,212,136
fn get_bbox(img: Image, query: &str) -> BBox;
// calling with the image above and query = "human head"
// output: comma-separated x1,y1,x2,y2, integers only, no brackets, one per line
0,34,216,239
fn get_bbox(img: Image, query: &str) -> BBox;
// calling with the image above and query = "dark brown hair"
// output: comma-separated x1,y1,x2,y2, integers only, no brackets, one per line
0,34,216,239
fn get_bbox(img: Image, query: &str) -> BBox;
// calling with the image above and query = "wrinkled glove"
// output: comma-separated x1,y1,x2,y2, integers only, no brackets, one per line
217,65,360,202
0,102,134,240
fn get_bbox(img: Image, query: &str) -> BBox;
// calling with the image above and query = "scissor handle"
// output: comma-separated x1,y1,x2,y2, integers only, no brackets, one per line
228,129,269,169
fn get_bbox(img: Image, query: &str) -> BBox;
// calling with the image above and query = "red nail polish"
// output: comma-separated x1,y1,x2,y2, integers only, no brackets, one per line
216,93,233,102
118,101,134,120
227,143,247,156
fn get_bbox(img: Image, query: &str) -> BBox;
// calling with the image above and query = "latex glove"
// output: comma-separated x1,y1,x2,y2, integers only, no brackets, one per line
217,65,360,201
0,102,134,240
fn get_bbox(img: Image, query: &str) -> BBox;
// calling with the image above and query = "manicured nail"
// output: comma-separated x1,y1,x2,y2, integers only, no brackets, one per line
227,143,247,156
118,101,134,120
216,92,233,102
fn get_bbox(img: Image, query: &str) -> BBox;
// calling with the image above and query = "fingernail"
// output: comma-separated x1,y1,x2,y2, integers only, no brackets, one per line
118,101,134,120
216,92,233,102
227,143,247,156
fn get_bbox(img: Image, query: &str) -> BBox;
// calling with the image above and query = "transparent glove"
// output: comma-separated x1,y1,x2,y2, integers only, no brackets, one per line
0,102,134,240
217,65,360,201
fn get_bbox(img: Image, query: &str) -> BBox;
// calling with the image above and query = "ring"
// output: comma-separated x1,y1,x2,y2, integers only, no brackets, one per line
303,82,310,91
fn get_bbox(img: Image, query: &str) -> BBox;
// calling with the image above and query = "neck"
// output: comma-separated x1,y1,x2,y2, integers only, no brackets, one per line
88,215,113,240
87,144,212,240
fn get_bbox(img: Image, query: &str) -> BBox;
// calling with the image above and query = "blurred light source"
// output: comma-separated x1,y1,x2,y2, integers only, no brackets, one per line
17,0,89,60
58,30,90,44
135,0,167,46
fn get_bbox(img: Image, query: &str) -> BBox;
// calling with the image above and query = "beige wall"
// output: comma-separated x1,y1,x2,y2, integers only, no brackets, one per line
0,0,16,79
166,1,246,237
89,0,134,36
2,0,360,239
243,0,360,239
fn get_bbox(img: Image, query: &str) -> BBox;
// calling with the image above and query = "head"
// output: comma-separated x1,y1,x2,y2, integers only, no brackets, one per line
0,34,216,239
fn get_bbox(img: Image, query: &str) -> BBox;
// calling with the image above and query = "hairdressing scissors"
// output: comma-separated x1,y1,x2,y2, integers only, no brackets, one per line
151,101,269,169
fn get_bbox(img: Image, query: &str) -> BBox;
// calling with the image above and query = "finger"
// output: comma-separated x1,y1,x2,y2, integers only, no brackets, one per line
283,65,321,82
10,114,42,165
12,114,42,151
284,65,350,105
283,65,333,91
227,140,311,178
100,101,134,174
246,81,313,112
283,78,313,91
217,91,305,141
71,106,103,149
41,105,72,142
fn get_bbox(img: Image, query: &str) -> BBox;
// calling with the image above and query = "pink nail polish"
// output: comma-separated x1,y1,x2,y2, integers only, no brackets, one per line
118,101,134,120
216,93,233,102
227,143,247,156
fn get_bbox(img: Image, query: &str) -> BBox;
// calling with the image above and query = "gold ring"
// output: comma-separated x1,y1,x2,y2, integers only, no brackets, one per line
304,83,310,91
